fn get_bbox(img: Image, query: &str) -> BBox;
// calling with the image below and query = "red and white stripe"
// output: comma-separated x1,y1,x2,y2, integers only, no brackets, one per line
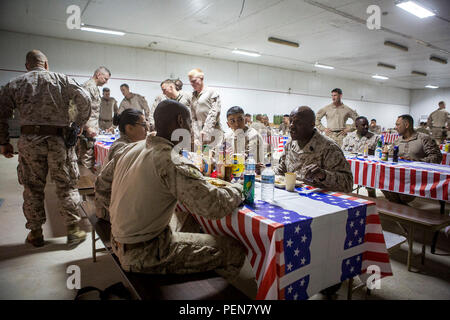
94,142,110,167
441,152,450,166
348,158,450,201
328,192,393,277
382,132,399,144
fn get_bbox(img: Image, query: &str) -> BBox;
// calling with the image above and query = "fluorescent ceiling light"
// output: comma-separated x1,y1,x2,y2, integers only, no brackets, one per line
232,49,261,57
396,1,435,19
372,75,389,80
80,26,125,36
425,85,439,89
314,63,334,70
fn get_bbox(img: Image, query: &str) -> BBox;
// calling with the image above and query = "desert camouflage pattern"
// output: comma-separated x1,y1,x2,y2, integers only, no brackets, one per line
82,78,101,132
393,131,442,164
149,91,191,127
316,103,358,146
189,87,222,142
223,127,265,163
0,67,91,144
118,93,150,120
274,129,353,192
342,131,380,154
99,97,118,130
427,108,449,144
369,124,381,135
109,135,245,277
0,67,91,230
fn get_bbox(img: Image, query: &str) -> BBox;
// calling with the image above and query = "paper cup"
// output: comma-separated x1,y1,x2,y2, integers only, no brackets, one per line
285,172,296,191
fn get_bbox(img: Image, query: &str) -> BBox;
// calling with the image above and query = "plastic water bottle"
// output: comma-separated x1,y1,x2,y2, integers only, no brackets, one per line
261,163,275,202
243,155,256,204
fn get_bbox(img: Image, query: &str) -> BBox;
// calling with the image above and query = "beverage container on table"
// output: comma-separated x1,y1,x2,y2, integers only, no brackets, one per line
375,140,383,159
363,142,369,158
217,150,225,179
285,172,296,192
393,145,399,163
224,164,233,182
261,163,275,202
243,154,256,204
231,153,245,180
381,145,389,161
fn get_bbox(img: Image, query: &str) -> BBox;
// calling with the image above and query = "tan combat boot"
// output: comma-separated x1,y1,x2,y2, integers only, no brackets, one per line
67,224,86,247
26,228,44,247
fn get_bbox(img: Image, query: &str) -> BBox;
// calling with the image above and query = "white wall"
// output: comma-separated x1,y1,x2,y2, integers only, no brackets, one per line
410,88,450,124
0,30,410,129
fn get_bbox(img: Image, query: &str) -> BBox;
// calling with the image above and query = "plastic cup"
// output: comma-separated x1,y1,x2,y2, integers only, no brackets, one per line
285,172,296,192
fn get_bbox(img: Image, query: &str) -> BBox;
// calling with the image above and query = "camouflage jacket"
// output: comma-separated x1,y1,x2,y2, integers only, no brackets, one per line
342,131,380,154
0,67,91,144
393,131,442,163
109,135,243,244
274,129,353,192
82,78,101,130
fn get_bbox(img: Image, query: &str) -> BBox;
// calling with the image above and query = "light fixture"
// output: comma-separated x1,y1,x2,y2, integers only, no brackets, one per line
384,41,408,52
411,70,427,76
314,62,334,70
267,37,299,48
232,49,261,57
430,55,447,64
377,62,396,70
425,85,439,89
80,25,125,36
396,1,435,19
372,75,389,80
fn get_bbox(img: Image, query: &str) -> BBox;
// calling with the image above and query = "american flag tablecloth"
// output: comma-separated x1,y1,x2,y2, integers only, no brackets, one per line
348,156,450,201
184,184,392,300
94,134,115,167
381,132,399,144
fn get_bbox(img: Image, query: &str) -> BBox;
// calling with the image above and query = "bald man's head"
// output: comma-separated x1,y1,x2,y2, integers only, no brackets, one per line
289,106,316,142
25,50,48,71
154,100,192,139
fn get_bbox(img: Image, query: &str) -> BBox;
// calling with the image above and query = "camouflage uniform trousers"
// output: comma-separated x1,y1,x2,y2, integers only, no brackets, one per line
76,136,95,169
325,130,346,147
430,128,447,145
111,220,246,280
17,135,82,231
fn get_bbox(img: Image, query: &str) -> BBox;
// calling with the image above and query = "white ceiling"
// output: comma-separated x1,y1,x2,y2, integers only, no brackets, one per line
0,0,449,89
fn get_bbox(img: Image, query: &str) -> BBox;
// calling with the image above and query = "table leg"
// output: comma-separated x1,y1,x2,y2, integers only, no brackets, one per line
439,200,445,215
430,231,439,254
407,225,414,272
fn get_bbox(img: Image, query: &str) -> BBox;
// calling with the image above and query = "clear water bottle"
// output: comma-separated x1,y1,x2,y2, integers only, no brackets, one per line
261,163,275,202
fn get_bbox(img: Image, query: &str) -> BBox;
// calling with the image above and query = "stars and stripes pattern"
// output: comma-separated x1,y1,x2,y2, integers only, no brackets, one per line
277,136,290,153
381,132,399,144
94,134,116,166
348,156,450,201
182,187,392,300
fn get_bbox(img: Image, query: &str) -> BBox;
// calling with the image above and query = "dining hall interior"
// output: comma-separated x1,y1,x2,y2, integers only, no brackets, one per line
0,0,449,302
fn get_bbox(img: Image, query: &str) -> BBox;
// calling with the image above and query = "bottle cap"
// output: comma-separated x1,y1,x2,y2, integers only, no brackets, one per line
265,163,271,167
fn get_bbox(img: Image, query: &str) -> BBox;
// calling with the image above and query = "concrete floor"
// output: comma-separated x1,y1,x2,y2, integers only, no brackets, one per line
0,152,449,300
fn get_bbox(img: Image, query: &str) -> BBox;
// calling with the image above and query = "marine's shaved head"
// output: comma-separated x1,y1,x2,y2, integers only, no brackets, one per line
289,106,316,143
154,99,191,139
290,106,315,124
25,50,48,69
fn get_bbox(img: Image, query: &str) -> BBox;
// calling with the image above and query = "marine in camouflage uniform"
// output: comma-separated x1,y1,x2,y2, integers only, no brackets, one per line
383,115,442,204
118,86,151,120
78,67,111,170
274,106,353,193
109,100,245,278
99,89,118,131
316,89,359,147
342,116,379,197
188,69,223,147
0,50,91,247
427,101,449,145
